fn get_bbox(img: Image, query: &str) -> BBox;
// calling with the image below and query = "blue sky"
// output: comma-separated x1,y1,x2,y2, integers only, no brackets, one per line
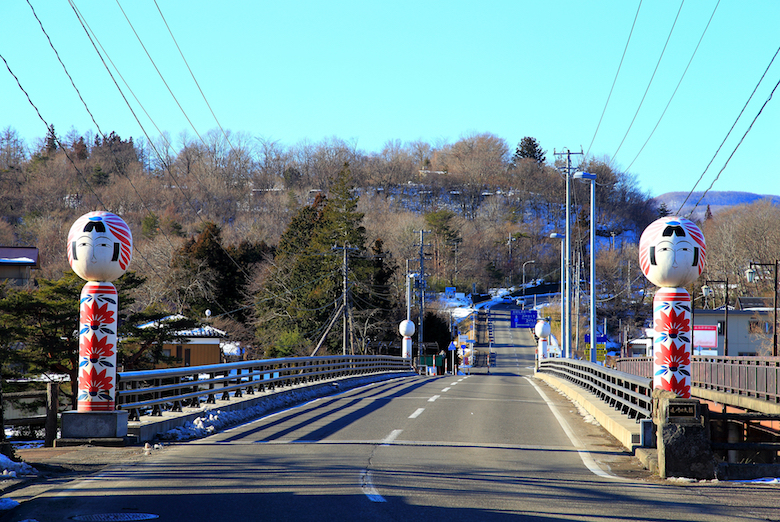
1,0,779,198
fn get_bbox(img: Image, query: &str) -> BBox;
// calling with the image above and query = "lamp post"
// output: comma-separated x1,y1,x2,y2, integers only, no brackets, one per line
522,260,535,297
745,261,778,357
550,233,565,356
702,278,729,356
574,171,597,363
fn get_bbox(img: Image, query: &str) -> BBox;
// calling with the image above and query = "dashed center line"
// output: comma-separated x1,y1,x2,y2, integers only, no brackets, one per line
409,408,425,419
428,395,440,402
442,387,451,392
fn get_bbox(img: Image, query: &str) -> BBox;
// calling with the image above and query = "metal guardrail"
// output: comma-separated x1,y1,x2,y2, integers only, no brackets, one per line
537,358,653,420
616,356,780,404
117,355,412,420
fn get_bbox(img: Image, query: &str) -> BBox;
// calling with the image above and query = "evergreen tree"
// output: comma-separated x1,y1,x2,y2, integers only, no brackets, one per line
512,136,546,166
44,124,58,153
256,164,397,357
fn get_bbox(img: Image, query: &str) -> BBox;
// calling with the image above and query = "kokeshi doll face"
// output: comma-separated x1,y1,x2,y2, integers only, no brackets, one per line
639,217,705,288
68,212,132,282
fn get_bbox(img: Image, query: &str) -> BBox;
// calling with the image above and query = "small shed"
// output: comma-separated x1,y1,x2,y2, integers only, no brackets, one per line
0,246,39,285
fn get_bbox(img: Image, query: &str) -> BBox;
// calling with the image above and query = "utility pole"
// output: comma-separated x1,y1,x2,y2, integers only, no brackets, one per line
554,148,583,358
414,230,431,369
330,243,359,355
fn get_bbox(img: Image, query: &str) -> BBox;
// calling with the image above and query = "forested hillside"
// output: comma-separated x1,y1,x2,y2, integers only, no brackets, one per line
1,126,661,364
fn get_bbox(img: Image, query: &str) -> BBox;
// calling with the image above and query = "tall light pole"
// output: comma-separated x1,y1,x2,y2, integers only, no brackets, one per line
522,260,535,296
550,233,565,356
746,261,778,357
574,171,597,363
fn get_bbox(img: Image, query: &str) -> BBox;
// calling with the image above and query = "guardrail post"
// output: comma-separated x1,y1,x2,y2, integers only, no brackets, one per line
189,373,200,408
172,376,183,412
151,378,162,416
234,368,243,398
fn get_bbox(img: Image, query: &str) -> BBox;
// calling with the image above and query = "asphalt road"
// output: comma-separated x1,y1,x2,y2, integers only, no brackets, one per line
4,308,780,521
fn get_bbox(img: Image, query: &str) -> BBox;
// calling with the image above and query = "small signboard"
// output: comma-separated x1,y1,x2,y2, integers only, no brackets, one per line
693,325,718,349
511,310,538,328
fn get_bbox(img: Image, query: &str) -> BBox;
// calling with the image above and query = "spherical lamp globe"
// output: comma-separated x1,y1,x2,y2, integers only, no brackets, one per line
399,320,416,338
535,319,551,339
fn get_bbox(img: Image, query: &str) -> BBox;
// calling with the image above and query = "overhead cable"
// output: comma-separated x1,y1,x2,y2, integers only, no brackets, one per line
611,0,685,164
586,0,643,158
625,0,720,172
676,44,780,214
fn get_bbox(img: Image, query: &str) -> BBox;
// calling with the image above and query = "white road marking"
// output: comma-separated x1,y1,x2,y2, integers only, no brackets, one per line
361,470,386,502
524,376,626,481
442,387,451,392
409,408,425,419
428,395,440,402
381,429,403,444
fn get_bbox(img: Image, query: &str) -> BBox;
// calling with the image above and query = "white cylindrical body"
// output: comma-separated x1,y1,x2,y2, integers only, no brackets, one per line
652,288,692,398
78,282,118,411
402,337,413,359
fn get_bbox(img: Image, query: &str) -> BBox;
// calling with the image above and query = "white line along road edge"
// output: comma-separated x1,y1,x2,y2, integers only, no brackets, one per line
525,376,627,481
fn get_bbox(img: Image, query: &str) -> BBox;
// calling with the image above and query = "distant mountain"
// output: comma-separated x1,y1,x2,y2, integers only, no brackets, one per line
653,191,780,219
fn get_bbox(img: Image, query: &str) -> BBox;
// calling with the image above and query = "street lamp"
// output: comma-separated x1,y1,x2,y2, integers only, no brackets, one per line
550,233,566,356
745,261,778,357
574,171,597,363
522,260,536,297
703,278,729,356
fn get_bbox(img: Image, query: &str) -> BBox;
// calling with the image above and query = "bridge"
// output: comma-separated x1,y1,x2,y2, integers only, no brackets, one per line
6,307,780,521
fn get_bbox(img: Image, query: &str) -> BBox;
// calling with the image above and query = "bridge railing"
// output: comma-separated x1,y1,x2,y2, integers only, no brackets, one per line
117,355,412,420
538,358,653,420
616,356,780,404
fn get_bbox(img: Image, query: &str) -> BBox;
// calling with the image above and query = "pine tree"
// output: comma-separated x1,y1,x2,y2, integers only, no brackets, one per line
512,136,546,166
44,124,58,153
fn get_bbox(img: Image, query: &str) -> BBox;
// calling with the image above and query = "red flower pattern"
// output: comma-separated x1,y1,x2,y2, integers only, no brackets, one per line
654,307,690,340
80,300,115,331
654,341,690,372
79,367,113,396
79,335,115,363
659,373,691,398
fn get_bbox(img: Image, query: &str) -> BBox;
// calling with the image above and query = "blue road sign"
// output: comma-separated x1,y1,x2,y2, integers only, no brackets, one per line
584,334,609,343
511,310,538,328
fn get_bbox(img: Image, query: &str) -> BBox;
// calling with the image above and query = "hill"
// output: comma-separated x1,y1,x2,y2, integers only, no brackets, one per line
653,191,780,219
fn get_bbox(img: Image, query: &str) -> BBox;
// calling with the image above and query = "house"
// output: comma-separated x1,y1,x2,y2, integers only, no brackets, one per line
0,246,39,286
137,315,226,368
692,308,771,356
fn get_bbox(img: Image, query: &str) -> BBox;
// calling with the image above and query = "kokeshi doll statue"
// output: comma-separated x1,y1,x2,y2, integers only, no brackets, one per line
68,211,133,411
639,217,706,398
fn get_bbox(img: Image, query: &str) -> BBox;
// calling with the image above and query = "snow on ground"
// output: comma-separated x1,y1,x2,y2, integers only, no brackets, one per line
0,454,36,477
0,498,19,510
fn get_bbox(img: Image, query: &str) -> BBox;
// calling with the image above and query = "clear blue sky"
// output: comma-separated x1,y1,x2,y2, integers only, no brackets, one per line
2,1,779,198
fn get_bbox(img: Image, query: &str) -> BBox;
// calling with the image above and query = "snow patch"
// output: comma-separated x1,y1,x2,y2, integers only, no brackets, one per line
0,498,20,510
0,454,36,477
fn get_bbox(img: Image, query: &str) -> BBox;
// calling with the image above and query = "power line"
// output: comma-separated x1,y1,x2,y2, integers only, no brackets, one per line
625,0,720,172
611,0,685,165
152,0,236,154
686,72,780,217
676,44,780,214
586,0,643,158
